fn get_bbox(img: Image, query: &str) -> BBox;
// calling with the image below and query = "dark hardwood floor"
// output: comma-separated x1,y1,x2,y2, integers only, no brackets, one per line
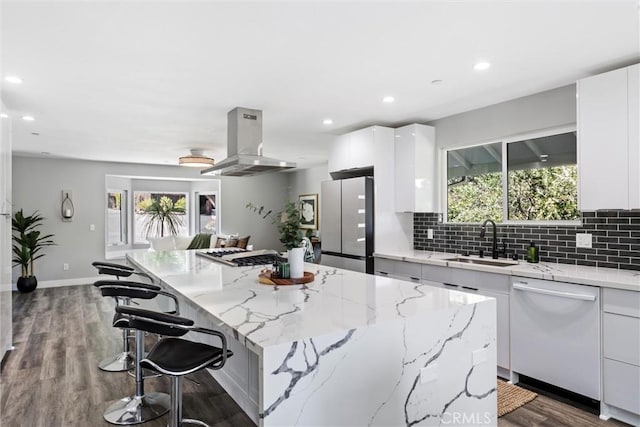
0,285,630,427
1,285,254,427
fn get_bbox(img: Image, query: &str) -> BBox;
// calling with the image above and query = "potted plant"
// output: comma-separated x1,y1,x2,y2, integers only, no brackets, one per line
246,200,305,278
140,195,185,238
276,201,304,278
12,209,56,293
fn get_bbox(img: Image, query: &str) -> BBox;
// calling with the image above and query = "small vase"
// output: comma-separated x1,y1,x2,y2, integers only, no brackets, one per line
288,247,305,279
17,276,38,293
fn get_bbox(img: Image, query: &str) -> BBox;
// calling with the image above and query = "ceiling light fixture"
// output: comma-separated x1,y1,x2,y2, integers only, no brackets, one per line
322,118,333,125
540,154,549,158
382,96,395,103
0,113,8,119
22,115,35,121
5,75,23,84
473,61,491,71
178,149,215,168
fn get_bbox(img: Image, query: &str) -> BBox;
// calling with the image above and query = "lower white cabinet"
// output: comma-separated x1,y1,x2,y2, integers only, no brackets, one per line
601,288,640,425
374,258,421,282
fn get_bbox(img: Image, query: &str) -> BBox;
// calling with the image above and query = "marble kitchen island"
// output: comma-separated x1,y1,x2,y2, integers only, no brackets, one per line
127,250,497,426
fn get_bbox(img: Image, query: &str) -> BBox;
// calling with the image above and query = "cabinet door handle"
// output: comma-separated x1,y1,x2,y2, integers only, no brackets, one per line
461,286,478,292
377,271,388,276
410,276,420,281
443,283,458,288
513,283,596,301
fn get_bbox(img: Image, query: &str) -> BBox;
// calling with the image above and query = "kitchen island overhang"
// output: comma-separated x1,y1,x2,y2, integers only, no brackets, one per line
127,250,497,426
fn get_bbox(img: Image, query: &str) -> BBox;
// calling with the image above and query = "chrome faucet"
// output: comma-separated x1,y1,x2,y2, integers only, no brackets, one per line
480,219,499,259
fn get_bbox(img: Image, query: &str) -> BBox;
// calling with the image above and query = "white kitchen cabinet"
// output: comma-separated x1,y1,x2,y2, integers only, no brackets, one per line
601,288,640,426
578,64,640,210
328,134,351,174
628,64,640,208
328,126,376,173
374,257,421,282
394,124,437,212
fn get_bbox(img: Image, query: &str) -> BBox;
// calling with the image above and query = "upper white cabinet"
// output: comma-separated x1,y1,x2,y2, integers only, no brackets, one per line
394,124,437,212
328,127,375,173
578,64,640,210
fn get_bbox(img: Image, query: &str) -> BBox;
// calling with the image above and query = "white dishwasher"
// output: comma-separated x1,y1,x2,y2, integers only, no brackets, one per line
511,276,600,400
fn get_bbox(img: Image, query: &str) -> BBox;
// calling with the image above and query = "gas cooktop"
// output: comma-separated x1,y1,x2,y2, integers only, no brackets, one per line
197,248,287,267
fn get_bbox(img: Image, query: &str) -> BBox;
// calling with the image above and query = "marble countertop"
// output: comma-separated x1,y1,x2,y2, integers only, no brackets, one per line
127,250,490,354
374,250,640,292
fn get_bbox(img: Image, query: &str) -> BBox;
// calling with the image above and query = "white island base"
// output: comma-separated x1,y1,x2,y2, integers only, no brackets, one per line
128,251,497,426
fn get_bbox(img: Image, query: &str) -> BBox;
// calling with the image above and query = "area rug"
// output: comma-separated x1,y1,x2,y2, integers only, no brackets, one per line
497,380,538,416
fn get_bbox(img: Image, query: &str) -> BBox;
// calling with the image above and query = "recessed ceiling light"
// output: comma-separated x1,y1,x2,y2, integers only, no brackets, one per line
382,96,395,103
5,75,23,84
0,113,8,119
473,61,491,71
22,115,35,121
322,118,333,125
431,79,443,85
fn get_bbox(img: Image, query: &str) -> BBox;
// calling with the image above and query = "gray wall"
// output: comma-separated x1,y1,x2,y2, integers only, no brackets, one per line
12,156,288,282
287,164,329,235
428,84,576,149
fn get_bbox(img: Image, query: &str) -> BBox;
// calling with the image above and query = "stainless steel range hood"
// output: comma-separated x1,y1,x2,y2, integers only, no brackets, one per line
201,107,296,177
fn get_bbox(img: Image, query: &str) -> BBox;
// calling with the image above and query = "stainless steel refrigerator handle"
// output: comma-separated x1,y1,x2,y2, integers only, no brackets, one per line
0,213,10,216
513,283,596,301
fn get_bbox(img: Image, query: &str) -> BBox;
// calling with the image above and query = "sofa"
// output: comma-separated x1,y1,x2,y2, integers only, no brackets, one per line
148,234,251,251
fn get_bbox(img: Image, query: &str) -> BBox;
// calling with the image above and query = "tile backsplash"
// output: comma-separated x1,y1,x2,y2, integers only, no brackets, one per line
414,211,640,271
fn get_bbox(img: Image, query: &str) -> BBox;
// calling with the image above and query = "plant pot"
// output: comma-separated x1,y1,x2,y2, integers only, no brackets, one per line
17,276,38,293
288,247,305,279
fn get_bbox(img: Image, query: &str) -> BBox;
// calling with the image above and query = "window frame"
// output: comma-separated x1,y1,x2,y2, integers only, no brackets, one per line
106,189,128,246
132,190,190,244
194,191,220,234
442,124,581,226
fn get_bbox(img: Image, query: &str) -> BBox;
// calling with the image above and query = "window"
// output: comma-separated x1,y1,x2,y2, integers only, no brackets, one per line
446,128,578,223
197,193,218,234
447,142,503,223
134,191,188,244
107,190,127,245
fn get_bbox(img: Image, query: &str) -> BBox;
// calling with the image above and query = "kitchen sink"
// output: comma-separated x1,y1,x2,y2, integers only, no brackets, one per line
443,257,518,267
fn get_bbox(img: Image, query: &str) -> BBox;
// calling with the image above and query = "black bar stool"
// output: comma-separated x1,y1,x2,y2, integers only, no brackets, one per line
92,261,154,372
117,306,233,427
93,278,161,373
96,281,180,425
92,261,154,283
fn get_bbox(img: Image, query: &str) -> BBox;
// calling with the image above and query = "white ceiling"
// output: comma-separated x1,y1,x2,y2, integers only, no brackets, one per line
2,1,638,169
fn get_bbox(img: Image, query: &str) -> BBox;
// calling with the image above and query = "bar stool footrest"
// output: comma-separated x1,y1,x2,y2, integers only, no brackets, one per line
103,393,170,425
99,352,134,372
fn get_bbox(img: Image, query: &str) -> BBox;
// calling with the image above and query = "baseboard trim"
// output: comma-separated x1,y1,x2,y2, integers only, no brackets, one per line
12,276,102,291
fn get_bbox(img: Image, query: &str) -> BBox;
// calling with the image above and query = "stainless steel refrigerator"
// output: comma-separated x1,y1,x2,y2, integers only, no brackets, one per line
320,177,374,274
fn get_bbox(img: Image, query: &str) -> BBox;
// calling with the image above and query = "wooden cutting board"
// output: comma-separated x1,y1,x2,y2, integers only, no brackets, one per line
258,271,315,286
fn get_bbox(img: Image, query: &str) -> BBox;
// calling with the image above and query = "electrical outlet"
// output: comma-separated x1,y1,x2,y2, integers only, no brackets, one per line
576,233,592,248
89,224,96,231
427,229,434,239
420,364,438,384
63,263,69,271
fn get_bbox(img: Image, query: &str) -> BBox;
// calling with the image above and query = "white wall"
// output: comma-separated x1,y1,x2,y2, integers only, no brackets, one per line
428,84,576,149
12,156,289,282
